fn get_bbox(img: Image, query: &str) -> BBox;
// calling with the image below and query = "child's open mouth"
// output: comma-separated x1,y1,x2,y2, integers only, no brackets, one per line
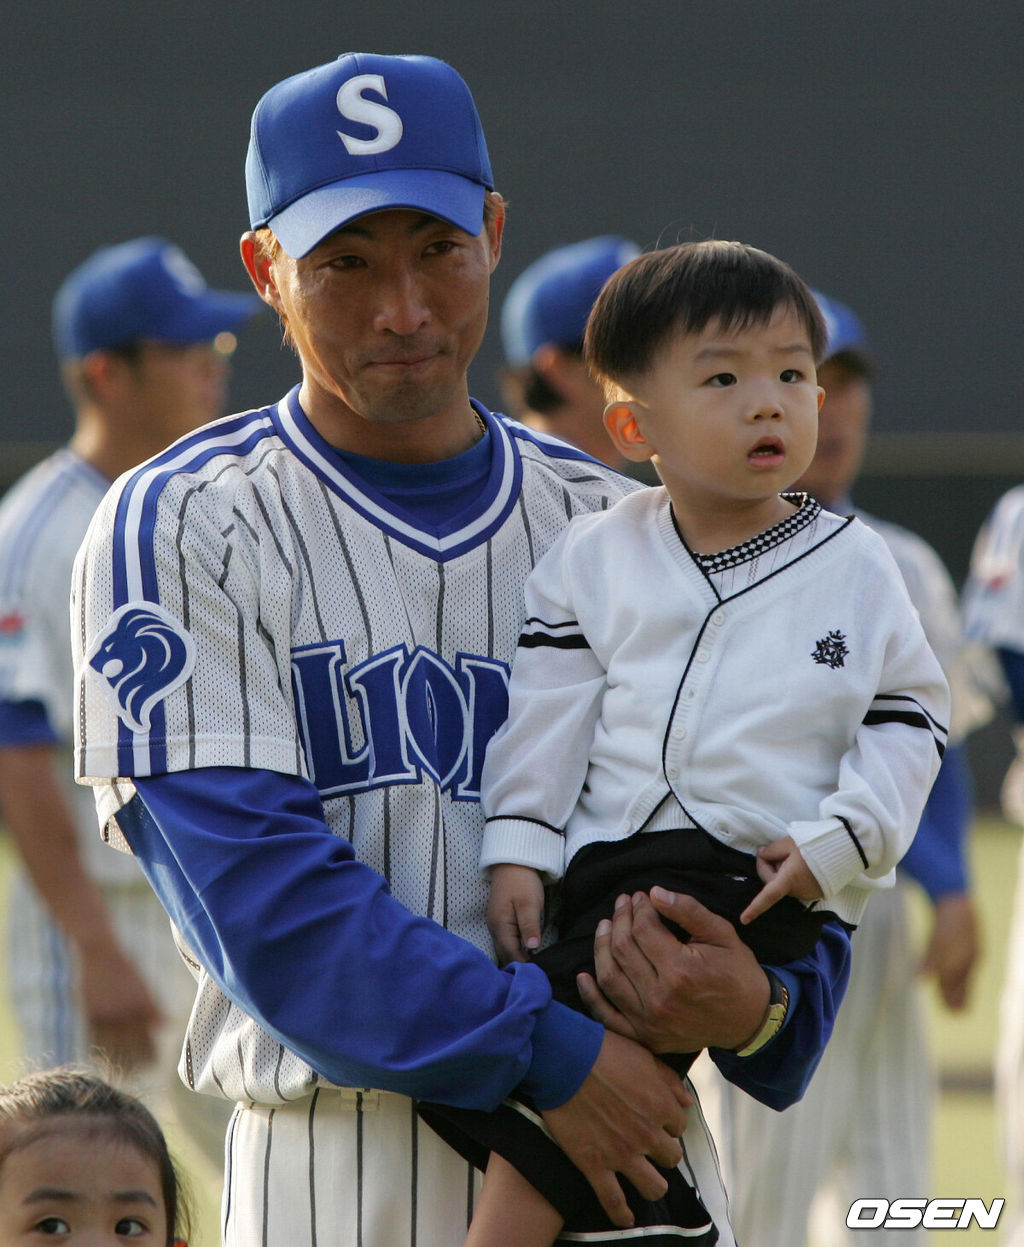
748,438,784,463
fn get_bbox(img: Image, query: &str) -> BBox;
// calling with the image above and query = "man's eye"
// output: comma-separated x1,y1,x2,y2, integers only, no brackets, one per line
426,238,458,256
329,254,365,270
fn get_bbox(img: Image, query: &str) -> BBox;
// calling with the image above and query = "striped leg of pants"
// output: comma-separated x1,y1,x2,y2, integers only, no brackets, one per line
223,1088,480,1247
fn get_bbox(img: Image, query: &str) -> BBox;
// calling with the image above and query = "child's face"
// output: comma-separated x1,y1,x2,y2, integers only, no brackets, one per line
611,305,823,512
0,1123,169,1243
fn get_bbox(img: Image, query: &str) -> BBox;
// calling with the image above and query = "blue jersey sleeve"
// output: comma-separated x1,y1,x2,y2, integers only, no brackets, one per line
898,742,972,901
999,647,1024,722
708,917,852,1110
126,766,603,1112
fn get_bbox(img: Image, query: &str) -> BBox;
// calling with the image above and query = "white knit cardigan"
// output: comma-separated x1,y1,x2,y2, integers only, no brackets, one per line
481,488,950,926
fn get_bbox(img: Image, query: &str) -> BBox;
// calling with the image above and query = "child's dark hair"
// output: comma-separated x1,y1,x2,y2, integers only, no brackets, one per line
0,1068,190,1246
584,239,827,392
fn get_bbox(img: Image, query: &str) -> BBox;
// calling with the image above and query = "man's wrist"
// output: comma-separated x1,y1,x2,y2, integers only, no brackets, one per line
734,970,790,1057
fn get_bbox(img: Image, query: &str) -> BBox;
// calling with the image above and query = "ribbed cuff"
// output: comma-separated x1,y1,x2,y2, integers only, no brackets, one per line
481,817,565,879
788,817,867,897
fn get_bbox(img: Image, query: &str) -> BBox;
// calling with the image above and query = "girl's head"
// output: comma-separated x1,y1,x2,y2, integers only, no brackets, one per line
0,1069,189,1244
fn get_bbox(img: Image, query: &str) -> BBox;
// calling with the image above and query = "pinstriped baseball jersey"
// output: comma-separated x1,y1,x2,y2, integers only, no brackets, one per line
72,389,637,1103
0,449,139,886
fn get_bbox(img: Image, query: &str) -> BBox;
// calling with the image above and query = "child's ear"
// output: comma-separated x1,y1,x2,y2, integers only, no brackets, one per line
604,401,653,462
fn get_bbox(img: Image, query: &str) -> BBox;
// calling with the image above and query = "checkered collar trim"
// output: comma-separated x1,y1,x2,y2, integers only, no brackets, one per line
692,493,820,573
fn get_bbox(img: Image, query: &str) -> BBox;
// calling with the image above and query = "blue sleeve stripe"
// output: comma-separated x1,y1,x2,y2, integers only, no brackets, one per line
110,409,276,607
108,408,277,774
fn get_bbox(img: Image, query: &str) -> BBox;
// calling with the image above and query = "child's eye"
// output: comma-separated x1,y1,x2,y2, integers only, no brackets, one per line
780,368,804,382
708,373,737,387
33,1217,71,1235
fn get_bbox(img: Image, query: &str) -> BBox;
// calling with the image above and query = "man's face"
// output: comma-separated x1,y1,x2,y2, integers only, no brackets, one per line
262,207,502,446
122,338,233,441
795,356,872,506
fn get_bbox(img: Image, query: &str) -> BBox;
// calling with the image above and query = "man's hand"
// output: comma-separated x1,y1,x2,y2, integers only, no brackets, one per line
79,945,164,1071
486,864,545,964
577,888,770,1054
541,1030,692,1228
919,892,980,1011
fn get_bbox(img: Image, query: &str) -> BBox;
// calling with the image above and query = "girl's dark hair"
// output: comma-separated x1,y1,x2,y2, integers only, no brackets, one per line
584,239,827,390
0,1068,190,1246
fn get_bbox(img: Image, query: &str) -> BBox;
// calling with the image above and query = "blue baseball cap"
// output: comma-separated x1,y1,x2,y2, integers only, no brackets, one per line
246,53,494,259
812,290,873,370
501,235,641,366
53,237,260,359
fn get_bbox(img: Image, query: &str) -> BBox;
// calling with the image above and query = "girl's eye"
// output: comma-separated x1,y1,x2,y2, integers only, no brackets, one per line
708,373,737,387
34,1217,70,1235
780,368,804,382
115,1216,149,1237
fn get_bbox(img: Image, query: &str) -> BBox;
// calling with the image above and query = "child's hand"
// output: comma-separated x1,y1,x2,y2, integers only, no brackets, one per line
487,864,546,965
740,836,823,925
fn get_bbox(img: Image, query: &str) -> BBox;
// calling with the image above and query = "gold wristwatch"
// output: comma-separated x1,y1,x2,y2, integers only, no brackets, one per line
735,971,790,1057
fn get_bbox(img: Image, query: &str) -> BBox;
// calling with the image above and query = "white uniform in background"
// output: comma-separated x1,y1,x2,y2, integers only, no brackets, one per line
963,485,1024,1247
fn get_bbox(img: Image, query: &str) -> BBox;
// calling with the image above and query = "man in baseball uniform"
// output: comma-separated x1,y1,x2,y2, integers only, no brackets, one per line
0,237,258,1166
701,291,980,1246
499,235,643,471
962,471,1024,1247
70,54,854,1246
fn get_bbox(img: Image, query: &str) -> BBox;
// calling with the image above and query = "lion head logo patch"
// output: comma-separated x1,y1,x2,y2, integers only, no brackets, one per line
86,603,195,733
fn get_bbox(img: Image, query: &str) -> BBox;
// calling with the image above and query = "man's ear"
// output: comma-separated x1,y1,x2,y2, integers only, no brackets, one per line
240,232,282,313
604,401,653,462
484,192,505,272
80,350,127,403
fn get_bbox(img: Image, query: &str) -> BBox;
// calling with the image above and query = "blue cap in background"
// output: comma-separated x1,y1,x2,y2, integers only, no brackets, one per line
246,53,493,259
53,237,260,359
501,235,641,365
812,289,873,369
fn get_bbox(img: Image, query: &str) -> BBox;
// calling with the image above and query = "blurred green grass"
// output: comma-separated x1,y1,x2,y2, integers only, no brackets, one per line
0,818,1016,1244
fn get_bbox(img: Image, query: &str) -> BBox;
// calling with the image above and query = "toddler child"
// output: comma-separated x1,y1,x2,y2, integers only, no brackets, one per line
420,239,949,1247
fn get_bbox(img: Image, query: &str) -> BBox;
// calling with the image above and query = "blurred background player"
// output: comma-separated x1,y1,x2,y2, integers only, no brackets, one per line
961,468,1024,1247
499,234,655,480
697,290,981,1246
0,237,258,1171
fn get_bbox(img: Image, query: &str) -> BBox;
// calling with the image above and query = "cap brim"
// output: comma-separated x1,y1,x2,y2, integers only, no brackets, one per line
155,291,263,344
267,169,487,258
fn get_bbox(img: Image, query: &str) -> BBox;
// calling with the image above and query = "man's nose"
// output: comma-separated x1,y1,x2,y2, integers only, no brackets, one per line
373,268,430,335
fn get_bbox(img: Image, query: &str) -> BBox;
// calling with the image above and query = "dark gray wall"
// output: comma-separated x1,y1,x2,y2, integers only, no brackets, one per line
7,1,1021,442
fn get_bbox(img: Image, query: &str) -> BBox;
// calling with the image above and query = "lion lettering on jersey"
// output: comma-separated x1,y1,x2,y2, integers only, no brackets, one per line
87,603,196,734
292,641,510,800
